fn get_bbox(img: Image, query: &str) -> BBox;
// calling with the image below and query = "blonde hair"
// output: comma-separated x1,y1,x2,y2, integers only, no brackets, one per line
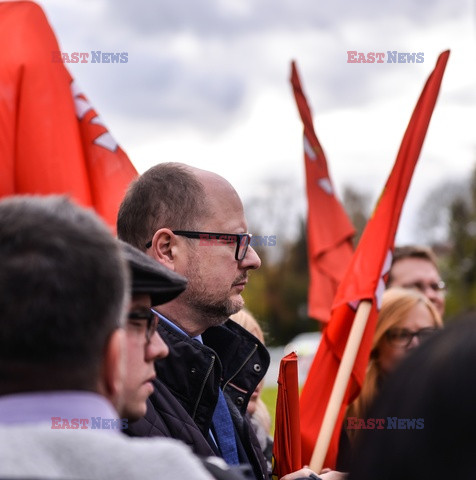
230,309,265,344
346,287,442,441
230,309,271,434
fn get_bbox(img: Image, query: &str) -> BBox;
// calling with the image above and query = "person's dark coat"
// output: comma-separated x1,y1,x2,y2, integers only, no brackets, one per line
126,319,270,480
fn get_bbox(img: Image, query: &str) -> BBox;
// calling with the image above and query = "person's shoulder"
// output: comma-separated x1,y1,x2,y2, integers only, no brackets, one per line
117,436,216,479
111,432,197,456
0,425,214,480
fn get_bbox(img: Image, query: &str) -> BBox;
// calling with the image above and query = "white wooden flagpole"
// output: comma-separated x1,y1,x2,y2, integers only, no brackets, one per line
309,300,372,473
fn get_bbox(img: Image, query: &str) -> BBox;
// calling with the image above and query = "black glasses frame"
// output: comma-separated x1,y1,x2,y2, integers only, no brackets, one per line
385,327,439,348
145,230,252,261
128,309,158,343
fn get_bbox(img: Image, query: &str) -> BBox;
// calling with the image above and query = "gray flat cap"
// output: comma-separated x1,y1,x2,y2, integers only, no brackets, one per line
119,240,187,305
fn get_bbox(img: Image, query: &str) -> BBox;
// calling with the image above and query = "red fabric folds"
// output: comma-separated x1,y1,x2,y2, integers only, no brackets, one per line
272,352,301,479
0,1,137,230
291,61,355,323
299,50,450,469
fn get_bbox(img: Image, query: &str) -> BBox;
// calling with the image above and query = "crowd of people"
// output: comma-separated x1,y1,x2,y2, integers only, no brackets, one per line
0,162,464,480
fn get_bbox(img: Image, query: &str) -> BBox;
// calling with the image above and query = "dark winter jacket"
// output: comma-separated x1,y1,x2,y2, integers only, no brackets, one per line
126,319,271,480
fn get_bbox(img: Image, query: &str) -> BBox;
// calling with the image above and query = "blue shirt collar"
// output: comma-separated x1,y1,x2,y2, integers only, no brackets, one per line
153,310,203,343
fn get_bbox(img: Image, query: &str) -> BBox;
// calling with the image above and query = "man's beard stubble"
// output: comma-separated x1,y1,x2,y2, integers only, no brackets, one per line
182,254,244,327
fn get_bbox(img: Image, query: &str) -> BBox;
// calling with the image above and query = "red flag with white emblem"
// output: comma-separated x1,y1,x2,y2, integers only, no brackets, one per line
290,61,355,323
300,50,450,469
0,1,137,231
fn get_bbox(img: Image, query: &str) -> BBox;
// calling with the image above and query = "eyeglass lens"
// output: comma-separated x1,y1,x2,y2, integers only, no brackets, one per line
386,327,438,347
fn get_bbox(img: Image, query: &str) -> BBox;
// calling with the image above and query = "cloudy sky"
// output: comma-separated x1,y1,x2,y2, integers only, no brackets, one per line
36,0,476,243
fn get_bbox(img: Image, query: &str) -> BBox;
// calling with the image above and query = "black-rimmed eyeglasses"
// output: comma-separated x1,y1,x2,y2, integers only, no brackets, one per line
128,309,158,344
145,230,252,261
385,327,439,348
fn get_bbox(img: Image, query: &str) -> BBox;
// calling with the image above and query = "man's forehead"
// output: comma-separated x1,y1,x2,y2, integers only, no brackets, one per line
391,257,440,281
198,176,246,226
185,166,249,232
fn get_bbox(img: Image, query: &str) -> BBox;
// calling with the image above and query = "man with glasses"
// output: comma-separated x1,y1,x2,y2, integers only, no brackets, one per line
117,163,271,480
387,245,446,317
120,240,187,421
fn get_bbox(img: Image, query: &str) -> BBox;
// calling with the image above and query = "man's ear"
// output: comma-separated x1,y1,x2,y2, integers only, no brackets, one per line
150,228,179,271
98,328,126,411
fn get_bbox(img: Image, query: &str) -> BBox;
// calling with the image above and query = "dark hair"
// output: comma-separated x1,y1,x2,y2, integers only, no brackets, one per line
0,195,129,394
350,313,476,480
117,162,208,250
387,245,439,285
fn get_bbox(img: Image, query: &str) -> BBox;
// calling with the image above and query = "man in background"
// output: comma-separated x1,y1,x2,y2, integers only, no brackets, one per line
387,245,446,317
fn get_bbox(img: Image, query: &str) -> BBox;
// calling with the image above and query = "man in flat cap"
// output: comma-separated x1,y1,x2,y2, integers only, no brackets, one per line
120,240,187,421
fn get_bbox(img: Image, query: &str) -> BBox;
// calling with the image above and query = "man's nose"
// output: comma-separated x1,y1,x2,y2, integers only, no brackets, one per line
407,334,420,350
423,284,438,299
146,331,169,361
240,245,261,270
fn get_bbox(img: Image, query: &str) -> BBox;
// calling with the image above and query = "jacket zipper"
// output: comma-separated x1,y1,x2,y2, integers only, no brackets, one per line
223,343,258,390
191,354,215,419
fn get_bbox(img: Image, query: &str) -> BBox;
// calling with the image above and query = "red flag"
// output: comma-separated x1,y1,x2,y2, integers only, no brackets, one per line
300,50,450,469
0,1,137,230
290,61,355,323
272,352,301,479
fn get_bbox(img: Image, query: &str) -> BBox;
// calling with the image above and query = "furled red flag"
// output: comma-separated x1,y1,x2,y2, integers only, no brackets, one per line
0,1,137,230
300,50,450,469
272,352,301,479
290,61,355,323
